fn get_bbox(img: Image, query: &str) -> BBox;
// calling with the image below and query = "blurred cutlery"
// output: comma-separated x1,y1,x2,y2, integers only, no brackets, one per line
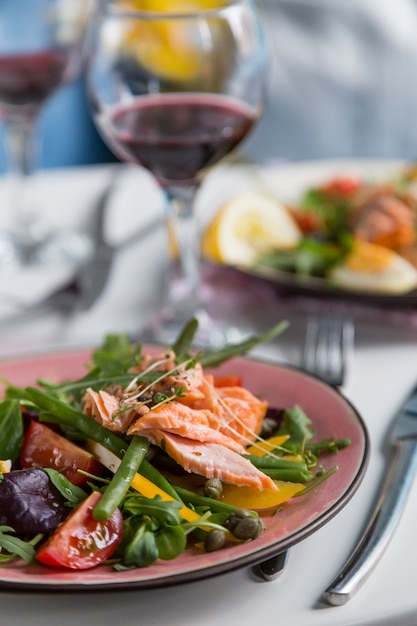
302,313,355,387
322,382,417,605
251,551,289,582
251,313,354,583
1,175,163,323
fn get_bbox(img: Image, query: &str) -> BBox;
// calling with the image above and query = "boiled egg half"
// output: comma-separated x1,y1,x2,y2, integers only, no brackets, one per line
328,240,417,294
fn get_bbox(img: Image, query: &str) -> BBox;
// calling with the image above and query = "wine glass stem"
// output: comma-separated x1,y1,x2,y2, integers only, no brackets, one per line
164,184,203,318
5,114,41,242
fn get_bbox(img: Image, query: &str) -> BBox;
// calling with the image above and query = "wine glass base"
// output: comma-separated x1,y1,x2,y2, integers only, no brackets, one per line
138,304,249,349
0,229,93,272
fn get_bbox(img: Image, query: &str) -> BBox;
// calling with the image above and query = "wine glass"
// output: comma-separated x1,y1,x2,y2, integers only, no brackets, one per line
86,0,268,345
0,0,94,270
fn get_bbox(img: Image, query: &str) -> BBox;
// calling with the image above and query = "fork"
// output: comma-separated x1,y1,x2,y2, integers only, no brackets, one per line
251,312,355,582
302,313,355,388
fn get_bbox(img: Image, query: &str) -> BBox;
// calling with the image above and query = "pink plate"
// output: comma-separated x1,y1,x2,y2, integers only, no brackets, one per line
0,347,369,591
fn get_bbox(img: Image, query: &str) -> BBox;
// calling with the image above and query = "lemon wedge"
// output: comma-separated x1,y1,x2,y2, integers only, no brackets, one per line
117,0,227,82
201,192,302,266
118,1,228,10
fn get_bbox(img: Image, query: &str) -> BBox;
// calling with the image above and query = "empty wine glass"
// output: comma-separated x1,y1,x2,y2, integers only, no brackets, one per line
86,0,268,345
0,0,94,270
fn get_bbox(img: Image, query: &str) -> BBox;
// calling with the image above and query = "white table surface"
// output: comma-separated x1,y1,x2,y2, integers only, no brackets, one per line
1,162,417,626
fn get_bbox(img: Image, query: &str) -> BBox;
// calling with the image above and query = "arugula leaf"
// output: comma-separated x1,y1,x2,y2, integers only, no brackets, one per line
171,317,199,360
301,189,350,236
0,399,23,462
279,405,314,450
122,495,183,526
43,468,88,506
92,334,143,376
0,526,39,564
1,382,27,402
258,235,352,278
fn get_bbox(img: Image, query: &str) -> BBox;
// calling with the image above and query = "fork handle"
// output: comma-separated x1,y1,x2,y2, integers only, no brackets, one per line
322,438,417,606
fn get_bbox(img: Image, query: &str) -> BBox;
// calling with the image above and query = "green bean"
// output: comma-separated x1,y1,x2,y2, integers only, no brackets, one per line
174,485,249,515
93,436,150,521
243,454,309,471
244,455,314,481
293,466,338,495
140,459,182,501
305,438,351,455
25,387,184,502
24,387,127,457
48,374,139,397
262,468,314,482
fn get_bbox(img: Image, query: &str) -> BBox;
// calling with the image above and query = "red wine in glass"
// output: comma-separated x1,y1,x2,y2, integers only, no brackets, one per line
87,0,267,344
0,0,93,270
103,93,258,185
0,49,79,115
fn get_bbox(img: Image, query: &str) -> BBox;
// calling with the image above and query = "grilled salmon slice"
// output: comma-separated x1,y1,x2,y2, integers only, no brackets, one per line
139,429,276,490
214,386,268,445
128,401,245,452
83,388,137,433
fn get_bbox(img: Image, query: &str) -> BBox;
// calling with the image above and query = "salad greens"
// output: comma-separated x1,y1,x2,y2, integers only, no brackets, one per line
254,165,417,282
256,181,355,279
0,318,351,571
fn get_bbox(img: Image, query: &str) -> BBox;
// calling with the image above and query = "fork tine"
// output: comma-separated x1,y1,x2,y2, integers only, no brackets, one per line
302,313,354,387
302,315,321,374
338,316,355,384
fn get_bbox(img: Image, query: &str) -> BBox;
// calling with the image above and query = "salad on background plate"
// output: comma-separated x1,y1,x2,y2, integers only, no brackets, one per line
201,160,417,302
0,320,369,591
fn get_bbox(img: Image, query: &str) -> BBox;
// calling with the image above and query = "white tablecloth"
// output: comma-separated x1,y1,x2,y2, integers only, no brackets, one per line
1,164,417,626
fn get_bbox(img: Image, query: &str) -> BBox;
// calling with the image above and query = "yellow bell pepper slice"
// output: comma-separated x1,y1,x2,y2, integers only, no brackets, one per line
246,434,289,457
221,480,305,510
222,434,305,510
0,459,11,474
88,441,201,523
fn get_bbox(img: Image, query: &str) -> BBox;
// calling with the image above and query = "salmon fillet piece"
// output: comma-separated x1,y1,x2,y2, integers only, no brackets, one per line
351,195,416,249
140,429,276,491
83,388,137,433
128,401,245,452
214,386,268,445
130,352,208,405
176,374,218,411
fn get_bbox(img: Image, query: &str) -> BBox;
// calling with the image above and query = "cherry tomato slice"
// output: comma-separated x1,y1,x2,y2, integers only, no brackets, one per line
320,176,361,197
36,491,123,569
20,420,103,487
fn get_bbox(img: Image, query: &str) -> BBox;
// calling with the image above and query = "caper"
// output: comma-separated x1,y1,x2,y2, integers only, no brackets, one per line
231,516,264,540
204,477,223,500
204,529,226,552
224,508,252,533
